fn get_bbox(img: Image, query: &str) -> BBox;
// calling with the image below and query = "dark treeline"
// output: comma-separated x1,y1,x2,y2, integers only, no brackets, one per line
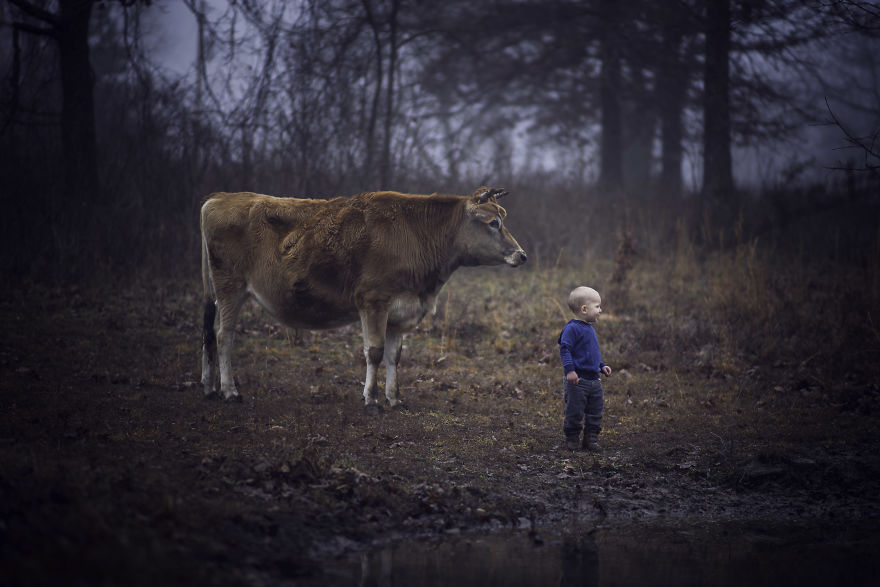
1,0,878,282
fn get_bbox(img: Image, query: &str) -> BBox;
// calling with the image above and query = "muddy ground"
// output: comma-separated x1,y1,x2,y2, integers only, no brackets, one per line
2,273,879,585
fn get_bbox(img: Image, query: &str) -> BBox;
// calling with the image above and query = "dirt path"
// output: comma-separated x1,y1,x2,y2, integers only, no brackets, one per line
2,279,879,585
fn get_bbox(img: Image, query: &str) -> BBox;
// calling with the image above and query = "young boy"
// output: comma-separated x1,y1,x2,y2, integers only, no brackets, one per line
559,286,612,451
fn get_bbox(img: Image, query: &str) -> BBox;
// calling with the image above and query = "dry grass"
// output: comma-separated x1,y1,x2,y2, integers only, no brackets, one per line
2,225,880,584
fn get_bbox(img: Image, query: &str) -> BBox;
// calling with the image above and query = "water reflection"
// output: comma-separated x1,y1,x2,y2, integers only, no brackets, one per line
560,529,599,587
311,522,880,587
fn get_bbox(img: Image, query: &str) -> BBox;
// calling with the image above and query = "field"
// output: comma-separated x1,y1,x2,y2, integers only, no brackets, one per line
2,231,880,585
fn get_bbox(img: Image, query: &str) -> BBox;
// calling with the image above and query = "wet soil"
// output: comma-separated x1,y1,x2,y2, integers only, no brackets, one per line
306,521,880,586
2,277,879,585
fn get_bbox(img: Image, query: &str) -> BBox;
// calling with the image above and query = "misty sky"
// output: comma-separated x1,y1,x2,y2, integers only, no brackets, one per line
139,0,876,191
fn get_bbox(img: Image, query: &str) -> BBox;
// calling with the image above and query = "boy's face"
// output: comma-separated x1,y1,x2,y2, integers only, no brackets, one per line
579,294,602,323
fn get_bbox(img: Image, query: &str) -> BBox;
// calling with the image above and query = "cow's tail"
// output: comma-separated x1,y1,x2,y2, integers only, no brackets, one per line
200,202,217,351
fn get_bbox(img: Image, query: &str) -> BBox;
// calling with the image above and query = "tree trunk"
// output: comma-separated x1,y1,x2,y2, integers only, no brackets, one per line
380,0,399,189
660,96,685,197
702,0,733,202
362,0,383,189
58,0,99,208
658,18,687,197
599,22,623,189
623,66,655,190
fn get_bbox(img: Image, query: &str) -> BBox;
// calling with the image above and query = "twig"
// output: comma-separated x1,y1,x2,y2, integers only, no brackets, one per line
546,296,568,324
824,97,880,173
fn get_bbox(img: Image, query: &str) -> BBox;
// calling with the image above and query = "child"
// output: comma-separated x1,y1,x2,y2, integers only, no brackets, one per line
559,286,612,451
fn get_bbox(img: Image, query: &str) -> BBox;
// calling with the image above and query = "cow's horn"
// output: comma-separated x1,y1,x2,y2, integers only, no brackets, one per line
473,186,508,203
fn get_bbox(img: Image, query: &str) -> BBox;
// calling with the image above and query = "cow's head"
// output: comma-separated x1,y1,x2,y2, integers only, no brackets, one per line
457,186,527,267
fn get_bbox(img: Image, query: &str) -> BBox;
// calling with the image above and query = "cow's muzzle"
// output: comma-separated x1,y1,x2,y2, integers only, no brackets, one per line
506,249,528,267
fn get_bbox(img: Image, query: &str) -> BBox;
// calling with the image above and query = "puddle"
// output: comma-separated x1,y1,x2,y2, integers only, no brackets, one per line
305,521,880,586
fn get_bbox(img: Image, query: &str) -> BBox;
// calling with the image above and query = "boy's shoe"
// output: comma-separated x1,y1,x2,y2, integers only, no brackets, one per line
565,438,581,451
583,433,600,452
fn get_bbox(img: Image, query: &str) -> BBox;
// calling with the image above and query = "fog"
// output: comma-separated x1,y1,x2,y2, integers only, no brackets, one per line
1,0,878,279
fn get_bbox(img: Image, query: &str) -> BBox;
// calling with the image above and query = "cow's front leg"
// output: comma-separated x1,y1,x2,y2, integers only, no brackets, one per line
201,302,218,397
384,331,404,408
216,292,247,402
359,308,389,408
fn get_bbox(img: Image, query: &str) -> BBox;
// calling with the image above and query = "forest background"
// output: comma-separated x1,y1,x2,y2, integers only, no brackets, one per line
1,0,878,282
2,2,880,583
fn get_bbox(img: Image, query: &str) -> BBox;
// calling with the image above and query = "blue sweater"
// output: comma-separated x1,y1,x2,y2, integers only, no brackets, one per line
559,320,606,380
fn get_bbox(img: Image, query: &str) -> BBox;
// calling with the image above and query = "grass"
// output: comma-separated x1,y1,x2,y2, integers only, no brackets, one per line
2,214,880,584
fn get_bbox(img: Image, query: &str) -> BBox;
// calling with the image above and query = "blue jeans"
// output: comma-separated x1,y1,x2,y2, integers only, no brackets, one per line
563,378,603,440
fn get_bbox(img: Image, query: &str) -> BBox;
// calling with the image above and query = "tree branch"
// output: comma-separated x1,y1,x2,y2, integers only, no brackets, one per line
825,97,880,173
6,0,59,26
12,20,56,37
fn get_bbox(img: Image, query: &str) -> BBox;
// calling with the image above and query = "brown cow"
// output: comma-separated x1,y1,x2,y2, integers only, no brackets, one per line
200,186,527,407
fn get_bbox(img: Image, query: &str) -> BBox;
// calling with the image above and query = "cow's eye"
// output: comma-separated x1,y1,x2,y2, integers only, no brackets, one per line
489,217,501,230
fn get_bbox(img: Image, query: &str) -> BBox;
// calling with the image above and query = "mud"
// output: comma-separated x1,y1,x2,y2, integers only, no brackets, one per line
1,278,879,585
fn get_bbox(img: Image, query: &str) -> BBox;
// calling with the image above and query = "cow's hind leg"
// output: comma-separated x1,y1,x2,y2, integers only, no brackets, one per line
384,331,404,408
201,300,219,398
216,289,248,402
360,308,389,408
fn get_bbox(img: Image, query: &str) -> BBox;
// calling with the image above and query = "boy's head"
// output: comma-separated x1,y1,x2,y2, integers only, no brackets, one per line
568,286,602,323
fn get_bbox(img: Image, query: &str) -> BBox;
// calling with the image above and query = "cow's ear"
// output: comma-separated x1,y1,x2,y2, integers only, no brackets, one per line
467,203,498,223
472,186,507,204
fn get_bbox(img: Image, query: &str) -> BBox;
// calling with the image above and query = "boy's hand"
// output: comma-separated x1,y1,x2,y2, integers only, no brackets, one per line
565,371,579,385
601,365,612,377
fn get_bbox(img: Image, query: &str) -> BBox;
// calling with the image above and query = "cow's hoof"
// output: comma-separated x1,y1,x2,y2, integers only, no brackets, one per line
364,403,381,414
224,394,243,403
389,401,408,411
204,390,221,400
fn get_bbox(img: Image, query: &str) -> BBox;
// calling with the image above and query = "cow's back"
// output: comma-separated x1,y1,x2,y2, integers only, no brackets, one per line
201,192,362,326
201,191,325,264
200,190,474,328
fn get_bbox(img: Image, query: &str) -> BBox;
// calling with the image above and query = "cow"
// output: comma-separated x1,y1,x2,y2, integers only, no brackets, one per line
199,186,527,408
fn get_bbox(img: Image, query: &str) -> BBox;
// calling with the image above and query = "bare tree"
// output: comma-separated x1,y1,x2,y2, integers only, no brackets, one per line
656,1,698,197
825,99,879,176
702,0,733,202
8,0,100,209
824,1,880,176
381,0,399,188
828,0,880,35
597,0,623,189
